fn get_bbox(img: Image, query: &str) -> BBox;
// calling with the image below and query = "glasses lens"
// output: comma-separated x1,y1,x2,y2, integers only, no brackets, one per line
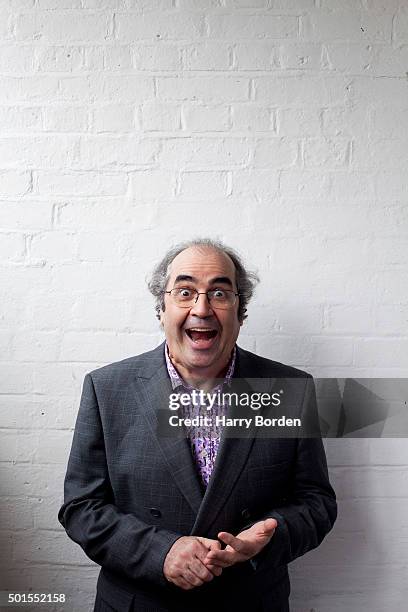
208,289,236,308
171,287,195,305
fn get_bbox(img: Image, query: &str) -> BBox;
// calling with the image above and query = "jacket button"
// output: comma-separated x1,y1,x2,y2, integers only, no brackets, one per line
150,508,161,518
241,508,251,520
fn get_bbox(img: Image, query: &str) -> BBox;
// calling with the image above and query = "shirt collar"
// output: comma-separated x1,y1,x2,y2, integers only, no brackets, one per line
165,343,236,392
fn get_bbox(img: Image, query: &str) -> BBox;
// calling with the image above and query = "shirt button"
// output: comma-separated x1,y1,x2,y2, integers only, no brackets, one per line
150,508,162,518
241,508,251,520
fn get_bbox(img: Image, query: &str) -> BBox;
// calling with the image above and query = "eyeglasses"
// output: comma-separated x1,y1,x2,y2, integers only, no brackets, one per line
164,287,240,309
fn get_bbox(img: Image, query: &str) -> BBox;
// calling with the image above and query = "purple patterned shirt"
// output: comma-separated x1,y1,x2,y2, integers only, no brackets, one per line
165,344,236,488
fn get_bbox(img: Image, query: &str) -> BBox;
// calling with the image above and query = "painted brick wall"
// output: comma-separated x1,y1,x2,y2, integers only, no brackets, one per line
1,1,407,611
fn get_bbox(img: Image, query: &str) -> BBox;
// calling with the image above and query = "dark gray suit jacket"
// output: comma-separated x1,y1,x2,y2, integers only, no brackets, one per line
58,343,337,612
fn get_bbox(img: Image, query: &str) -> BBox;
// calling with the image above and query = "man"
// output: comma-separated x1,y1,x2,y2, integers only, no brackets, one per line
59,238,337,612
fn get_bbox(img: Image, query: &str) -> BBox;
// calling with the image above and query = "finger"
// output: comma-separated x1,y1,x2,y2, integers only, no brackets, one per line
197,536,222,551
217,531,248,554
176,576,196,591
192,539,224,574
195,537,222,563
205,548,239,567
166,573,195,591
202,559,223,576
204,557,225,569
205,563,223,576
193,537,218,560
189,558,214,583
183,567,205,588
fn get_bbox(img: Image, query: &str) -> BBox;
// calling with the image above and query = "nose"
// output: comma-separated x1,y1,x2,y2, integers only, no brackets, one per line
189,292,214,317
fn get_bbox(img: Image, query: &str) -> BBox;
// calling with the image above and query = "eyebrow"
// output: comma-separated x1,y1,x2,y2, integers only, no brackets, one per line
173,275,234,288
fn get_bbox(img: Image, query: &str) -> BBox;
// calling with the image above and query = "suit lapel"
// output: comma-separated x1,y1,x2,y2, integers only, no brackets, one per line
132,343,203,515
191,347,277,535
191,379,256,535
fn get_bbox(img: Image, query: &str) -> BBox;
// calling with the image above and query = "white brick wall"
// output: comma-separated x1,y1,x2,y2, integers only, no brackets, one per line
0,1,407,611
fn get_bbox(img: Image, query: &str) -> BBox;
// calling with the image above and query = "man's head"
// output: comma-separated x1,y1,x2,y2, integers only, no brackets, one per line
148,238,259,379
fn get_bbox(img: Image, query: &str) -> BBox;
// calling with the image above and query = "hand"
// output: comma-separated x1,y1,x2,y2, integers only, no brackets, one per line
163,536,223,590
204,518,277,569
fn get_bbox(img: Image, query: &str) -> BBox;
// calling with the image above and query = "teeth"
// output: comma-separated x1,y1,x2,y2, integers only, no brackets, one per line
188,328,216,332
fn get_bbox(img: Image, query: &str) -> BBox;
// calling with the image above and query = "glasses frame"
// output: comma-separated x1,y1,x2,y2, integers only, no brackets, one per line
164,287,240,309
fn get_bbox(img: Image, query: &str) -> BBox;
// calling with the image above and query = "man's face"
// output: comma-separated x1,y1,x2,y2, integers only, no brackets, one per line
160,246,242,376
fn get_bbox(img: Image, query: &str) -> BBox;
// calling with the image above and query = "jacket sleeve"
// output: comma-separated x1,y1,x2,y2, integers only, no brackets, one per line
249,377,337,570
58,373,181,586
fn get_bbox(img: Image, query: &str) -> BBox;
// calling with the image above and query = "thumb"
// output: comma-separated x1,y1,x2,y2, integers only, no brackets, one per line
261,518,278,534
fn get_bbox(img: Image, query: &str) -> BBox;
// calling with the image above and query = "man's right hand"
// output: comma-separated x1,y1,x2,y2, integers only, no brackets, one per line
163,536,223,590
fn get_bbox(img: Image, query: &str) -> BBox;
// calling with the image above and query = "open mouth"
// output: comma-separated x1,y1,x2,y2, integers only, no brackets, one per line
185,328,219,348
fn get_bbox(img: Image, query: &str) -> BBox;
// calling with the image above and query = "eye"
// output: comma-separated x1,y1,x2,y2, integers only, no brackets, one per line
176,287,193,298
212,289,227,299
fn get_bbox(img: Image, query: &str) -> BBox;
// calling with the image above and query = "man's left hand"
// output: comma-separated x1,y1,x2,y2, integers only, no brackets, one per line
203,518,277,568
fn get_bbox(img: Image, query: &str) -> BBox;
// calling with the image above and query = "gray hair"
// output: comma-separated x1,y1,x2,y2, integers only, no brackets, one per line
147,238,259,322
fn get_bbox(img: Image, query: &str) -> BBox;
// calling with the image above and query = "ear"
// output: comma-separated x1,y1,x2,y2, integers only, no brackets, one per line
238,307,247,326
159,309,165,328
